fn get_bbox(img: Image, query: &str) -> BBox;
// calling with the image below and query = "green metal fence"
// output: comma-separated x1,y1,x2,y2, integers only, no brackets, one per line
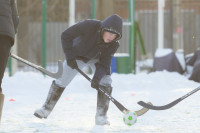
8,0,200,75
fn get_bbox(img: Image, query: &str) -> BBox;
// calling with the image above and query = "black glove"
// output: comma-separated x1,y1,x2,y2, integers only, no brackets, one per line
91,78,100,89
67,59,78,69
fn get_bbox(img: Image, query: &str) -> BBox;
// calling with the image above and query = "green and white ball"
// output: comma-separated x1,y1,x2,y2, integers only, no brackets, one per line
123,111,137,126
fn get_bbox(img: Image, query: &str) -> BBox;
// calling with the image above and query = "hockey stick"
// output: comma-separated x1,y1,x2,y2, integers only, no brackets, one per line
138,86,200,110
10,53,63,79
76,67,152,116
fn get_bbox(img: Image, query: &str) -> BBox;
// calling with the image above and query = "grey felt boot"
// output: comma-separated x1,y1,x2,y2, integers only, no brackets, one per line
95,86,112,125
34,81,64,119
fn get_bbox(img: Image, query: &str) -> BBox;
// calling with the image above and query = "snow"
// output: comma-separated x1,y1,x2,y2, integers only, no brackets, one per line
1,70,200,133
175,49,186,70
154,48,173,57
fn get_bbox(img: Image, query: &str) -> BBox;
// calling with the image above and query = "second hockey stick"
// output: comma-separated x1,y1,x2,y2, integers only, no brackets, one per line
138,86,200,110
10,53,63,79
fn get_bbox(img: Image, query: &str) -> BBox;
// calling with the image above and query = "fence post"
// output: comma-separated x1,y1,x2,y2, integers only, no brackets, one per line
42,0,47,69
158,0,165,49
69,0,75,26
92,0,96,19
129,0,135,73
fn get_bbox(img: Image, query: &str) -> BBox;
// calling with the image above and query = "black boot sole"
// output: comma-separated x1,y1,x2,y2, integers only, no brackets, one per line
34,112,44,119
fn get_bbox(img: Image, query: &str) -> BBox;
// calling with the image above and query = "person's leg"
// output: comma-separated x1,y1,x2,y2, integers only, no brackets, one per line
34,80,65,119
0,35,12,125
0,36,12,92
0,92,4,125
34,60,86,119
55,60,85,88
88,60,112,125
95,75,112,125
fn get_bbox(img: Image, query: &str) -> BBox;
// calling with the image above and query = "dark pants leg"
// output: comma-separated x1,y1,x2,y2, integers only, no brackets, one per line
0,35,12,125
0,35,12,92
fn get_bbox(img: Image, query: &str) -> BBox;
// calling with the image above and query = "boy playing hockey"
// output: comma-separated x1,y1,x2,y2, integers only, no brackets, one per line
34,14,122,125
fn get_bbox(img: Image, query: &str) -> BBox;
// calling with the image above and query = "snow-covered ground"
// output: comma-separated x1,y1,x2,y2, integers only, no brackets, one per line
1,71,200,133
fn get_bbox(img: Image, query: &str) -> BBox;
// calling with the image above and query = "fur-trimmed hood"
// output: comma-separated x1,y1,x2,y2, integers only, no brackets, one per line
101,14,123,41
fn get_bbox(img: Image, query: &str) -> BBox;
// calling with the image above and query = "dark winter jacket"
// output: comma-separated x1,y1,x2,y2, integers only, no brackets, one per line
61,14,122,81
0,0,19,45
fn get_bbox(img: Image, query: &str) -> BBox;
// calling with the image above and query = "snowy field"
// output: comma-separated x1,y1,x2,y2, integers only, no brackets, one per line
1,70,200,133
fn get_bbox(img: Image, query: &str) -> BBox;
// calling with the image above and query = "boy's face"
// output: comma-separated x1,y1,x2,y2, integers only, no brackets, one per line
102,31,117,43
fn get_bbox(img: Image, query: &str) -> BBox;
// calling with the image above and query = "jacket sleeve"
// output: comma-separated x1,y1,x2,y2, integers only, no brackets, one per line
0,0,19,44
10,0,19,34
61,20,94,60
93,42,119,81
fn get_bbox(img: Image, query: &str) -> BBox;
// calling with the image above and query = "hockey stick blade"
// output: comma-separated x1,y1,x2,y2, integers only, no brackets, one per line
138,86,200,110
10,53,63,79
98,87,151,116
138,100,182,110
76,67,151,116
135,102,152,116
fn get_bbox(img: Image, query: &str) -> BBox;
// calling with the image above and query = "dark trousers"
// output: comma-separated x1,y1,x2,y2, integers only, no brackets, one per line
0,35,12,92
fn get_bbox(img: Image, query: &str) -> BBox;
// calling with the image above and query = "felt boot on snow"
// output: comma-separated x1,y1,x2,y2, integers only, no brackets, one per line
34,81,64,119
95,86,112,125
